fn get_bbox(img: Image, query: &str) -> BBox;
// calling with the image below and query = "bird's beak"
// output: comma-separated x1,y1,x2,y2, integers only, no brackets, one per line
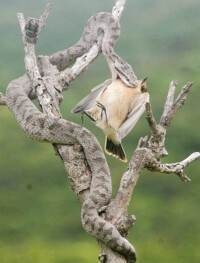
141,76,149,84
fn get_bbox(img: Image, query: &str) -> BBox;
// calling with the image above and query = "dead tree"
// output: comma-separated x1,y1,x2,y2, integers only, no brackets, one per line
0,1,199,262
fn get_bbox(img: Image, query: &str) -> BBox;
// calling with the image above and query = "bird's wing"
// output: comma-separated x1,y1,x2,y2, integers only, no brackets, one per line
71,79,112,113
119,93,149,140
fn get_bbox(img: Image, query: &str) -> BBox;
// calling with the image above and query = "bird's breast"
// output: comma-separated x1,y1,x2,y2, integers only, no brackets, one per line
86,79,142,137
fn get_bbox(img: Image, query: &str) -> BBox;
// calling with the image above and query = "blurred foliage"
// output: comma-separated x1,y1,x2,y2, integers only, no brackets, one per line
0,0,200,262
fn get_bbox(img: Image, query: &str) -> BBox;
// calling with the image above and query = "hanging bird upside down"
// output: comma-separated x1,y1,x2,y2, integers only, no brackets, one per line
72,77,149,162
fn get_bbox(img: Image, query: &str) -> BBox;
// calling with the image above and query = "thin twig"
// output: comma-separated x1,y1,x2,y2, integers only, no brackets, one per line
38,3,52,32
145,102,158,136
160,80,178,126
147,152,200,182
160,81,194,128
173,82,194,112
112,0,126,20
17,13,26,41
137,136,148,148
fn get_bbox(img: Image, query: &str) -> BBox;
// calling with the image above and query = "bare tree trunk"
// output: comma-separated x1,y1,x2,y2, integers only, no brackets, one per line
0,1,199,262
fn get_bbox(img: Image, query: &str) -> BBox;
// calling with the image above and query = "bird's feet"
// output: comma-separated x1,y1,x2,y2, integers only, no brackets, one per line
83,111,95,122
96,101,108,123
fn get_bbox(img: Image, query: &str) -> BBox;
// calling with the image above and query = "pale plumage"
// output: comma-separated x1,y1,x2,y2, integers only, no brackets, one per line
72,78,149,162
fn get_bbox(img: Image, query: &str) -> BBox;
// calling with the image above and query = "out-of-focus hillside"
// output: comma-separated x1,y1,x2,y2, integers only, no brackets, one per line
0,0,200,262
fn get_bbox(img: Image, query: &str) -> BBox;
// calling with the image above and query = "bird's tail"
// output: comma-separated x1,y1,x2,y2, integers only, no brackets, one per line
105,137,127,162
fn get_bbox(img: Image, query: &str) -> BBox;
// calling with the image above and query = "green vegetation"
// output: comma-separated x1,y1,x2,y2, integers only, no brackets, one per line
0,0,200,262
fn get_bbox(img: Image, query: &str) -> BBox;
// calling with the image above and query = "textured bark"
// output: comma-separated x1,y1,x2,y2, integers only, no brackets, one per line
1,1,200,262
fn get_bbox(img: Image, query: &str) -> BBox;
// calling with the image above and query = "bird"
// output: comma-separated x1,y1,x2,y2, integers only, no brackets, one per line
72,77,149,162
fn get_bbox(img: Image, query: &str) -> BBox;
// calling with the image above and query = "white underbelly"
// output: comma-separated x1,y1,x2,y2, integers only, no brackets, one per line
95,119,120,144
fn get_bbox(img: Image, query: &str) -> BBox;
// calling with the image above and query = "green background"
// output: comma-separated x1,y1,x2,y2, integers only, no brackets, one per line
0,0,200,262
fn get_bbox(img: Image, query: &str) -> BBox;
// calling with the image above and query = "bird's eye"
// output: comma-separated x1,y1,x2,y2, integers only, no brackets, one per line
141,85,146,92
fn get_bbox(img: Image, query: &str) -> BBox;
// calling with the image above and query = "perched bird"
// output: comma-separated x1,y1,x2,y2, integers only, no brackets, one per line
72,77,149,162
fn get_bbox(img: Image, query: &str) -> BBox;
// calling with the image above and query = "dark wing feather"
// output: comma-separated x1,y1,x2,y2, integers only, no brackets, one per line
119,93,149,140
71,79,111,113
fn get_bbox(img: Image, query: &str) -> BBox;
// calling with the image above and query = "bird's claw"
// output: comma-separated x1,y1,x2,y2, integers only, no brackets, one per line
96,101,108,123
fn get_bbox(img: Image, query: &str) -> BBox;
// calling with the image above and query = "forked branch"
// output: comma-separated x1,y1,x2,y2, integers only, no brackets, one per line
160,81,194,128
147,152,200,182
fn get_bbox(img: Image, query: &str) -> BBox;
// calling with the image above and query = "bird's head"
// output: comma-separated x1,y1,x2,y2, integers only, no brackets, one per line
138,76,148,93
